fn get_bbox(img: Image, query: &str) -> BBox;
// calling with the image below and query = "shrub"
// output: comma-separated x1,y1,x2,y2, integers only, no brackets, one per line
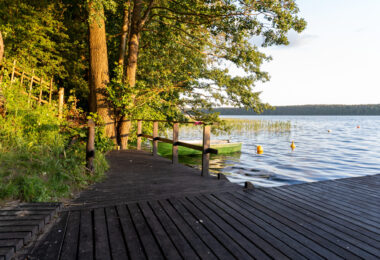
0,76,109,202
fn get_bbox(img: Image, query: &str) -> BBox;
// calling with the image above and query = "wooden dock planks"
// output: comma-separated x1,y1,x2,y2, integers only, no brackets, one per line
29,151,380,259
0,203,61,260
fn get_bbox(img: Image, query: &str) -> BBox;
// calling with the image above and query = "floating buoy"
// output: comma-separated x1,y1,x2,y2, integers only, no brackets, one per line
357,125,360,128
290,141,296,150
257,145,263,154
327,129,332,133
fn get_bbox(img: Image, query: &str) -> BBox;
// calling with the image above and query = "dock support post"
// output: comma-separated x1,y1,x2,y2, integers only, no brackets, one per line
202,125,210,177
137,120,142,150
58,88,64,119
172,122,179,164
153,121,158,156
86,119,95,172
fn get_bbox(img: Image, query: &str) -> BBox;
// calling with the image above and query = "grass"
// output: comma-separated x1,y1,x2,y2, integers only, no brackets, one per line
0,77,110,203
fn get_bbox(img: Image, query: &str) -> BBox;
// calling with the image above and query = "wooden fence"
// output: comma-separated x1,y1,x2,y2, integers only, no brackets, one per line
88,119,218,176
0,59,64,117
138,119,217,176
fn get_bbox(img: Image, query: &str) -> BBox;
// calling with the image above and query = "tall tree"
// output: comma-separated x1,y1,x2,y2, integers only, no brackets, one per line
117,1,132,149
88,1,116,139
109,0,306,146
0,0,69,78
118,1,131,67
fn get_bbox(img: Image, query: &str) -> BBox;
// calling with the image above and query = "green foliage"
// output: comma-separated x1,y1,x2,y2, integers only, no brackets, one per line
0,0,69,78
1,0,306,118
0,79,109,202
104,0,306,125
1,0,306,148
86,112,115,152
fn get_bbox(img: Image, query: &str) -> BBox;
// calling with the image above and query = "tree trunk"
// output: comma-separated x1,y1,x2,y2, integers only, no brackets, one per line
0,31,4,65
126,0,143,87
88,1,116,141
118,3,130,67
0,31,5,117
119,0,143,149
119,118,131,149
117,3,132,149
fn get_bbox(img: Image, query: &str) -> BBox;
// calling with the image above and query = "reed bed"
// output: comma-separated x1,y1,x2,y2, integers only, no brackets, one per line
222,118,292,133
165,118,292,140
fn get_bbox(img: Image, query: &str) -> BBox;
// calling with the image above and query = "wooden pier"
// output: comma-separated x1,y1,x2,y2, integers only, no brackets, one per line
23,150,380,259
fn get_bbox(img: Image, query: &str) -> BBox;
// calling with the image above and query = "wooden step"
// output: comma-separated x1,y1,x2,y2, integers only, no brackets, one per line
0,203,61,260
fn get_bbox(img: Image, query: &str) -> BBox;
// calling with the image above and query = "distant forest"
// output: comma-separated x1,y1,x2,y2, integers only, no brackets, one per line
214,105,380,116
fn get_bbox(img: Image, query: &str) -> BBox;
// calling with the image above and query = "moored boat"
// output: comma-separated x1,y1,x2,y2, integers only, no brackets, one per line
157,140,242,156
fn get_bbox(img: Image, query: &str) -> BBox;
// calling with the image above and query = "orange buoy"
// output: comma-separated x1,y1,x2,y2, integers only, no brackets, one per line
257,145,263,154
290,141,296,150
357,125,360,128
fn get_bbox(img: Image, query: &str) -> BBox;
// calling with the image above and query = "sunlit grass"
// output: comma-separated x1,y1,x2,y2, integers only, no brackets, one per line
0,79,110,203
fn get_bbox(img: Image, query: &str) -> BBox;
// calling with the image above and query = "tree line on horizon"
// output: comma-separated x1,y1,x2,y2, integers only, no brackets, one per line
213,104,380,115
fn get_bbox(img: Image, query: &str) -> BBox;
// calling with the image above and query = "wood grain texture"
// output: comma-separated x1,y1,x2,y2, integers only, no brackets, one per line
29,151,380,259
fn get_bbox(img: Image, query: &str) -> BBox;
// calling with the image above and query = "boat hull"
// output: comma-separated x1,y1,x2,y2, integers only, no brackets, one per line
157,141,242,156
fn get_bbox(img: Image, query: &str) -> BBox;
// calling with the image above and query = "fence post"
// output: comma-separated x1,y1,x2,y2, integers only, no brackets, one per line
58,87,64,119
49,78,53,104
120,119,130,150
0,65,4,83
202,124,210,177
172,122,179,164
38,76,43,105
10,60,16,83
28,69,35,106
20,71,25,86
153,121,158,156
137,120,142,150
86,119,95,172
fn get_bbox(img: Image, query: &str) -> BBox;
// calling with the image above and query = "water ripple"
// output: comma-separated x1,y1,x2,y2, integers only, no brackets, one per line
182,116,380,187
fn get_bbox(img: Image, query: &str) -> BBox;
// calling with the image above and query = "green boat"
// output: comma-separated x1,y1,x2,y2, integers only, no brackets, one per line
156,140,242,156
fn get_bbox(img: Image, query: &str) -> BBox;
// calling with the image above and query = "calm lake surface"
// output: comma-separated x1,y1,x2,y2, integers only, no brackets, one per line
176,116,380,187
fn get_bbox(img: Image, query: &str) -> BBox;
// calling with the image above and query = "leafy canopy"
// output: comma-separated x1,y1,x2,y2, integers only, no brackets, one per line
106,0,306,122
1,0,306,122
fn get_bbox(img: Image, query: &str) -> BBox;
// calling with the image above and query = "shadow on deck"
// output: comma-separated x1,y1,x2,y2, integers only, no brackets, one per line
70,150,240,209
29,150,380,259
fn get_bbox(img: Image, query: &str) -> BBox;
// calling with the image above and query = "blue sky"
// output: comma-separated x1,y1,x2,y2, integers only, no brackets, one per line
254,0,380,106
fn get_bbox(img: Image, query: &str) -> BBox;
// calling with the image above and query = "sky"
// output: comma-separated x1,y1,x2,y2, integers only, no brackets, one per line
252,0,380,106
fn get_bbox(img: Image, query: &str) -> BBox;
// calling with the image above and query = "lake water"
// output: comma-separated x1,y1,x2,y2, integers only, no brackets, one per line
176,116,380,187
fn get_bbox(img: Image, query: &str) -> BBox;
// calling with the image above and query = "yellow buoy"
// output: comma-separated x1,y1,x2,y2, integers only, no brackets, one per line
327,129,332,133
257,145,263,154
290,141,296,150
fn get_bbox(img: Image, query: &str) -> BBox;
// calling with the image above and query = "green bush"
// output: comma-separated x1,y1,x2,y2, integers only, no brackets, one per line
0,77,109,202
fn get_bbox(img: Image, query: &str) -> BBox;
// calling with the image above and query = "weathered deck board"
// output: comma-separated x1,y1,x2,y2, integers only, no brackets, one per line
0,203,61,260
30,150,380,259
69,150,240,209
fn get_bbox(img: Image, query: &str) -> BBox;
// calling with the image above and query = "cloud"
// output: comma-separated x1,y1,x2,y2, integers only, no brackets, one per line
251,31,318,49
286,32,318,47
354,27,366,33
